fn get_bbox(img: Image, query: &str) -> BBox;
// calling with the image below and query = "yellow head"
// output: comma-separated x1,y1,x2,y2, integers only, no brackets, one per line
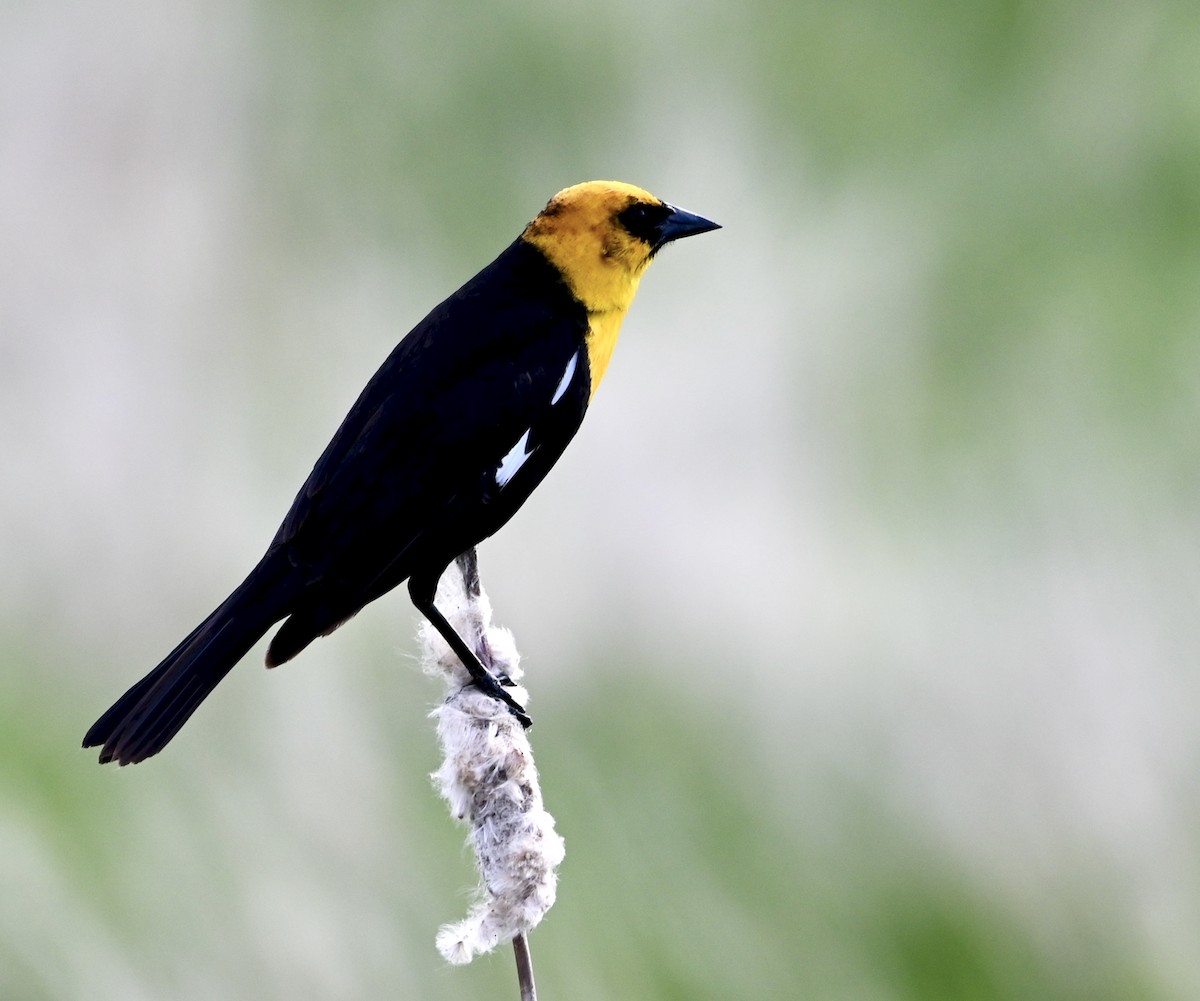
521,180,719,315
521,181,719,397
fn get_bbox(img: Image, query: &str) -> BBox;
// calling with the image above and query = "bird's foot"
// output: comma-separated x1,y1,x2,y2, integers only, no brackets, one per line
470,671,532,728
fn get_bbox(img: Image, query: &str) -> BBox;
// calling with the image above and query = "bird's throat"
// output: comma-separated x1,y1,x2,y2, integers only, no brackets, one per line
585,309,627,399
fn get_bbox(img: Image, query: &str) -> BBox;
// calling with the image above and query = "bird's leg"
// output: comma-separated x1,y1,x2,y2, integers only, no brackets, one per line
424,599,532,727
409,571,532,728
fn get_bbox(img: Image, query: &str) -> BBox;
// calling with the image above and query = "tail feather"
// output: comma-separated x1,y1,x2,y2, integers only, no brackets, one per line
264,604,356,667
84,555,296,765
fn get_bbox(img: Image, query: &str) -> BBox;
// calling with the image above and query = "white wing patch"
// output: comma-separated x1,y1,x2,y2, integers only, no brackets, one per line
551,351,579,406
495,353,577,489
495,429,534,487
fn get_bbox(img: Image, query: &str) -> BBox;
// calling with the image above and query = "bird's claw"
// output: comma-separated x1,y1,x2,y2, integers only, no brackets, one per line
471,671,532,729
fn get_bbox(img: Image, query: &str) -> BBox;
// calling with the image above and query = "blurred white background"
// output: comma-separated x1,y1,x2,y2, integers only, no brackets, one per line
3,2,1198,998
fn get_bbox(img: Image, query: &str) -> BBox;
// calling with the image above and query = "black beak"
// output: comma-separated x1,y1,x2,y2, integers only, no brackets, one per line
657,205,721,246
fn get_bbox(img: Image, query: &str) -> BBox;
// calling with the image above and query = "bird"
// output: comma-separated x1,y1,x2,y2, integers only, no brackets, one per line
83,180,720,765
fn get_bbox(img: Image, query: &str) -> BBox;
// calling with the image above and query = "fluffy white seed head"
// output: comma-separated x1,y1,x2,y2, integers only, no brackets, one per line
420,562,564,965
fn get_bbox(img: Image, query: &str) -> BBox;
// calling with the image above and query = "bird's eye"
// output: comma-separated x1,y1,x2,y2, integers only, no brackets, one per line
617,201,670,244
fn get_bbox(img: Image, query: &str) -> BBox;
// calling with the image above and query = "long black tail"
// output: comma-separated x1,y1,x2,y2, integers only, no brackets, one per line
83,553,298,765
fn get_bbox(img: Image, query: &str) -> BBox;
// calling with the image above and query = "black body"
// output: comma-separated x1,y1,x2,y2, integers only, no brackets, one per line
84,239,591,764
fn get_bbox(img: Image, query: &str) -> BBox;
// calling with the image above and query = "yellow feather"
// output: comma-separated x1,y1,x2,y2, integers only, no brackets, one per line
583,309,627,399
521,181,663,397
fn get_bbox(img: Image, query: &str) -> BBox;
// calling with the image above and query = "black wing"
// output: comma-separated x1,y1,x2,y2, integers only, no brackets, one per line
264,239,590,652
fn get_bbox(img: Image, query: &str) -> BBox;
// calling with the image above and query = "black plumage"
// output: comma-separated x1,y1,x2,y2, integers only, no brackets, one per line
85,241,588,764
83,180,718,765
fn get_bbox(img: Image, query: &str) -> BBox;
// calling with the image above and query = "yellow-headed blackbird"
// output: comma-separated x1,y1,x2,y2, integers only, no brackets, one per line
83,181,719,765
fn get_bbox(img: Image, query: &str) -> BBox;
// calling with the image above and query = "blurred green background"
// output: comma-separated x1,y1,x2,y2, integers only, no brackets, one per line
3,0,1199,998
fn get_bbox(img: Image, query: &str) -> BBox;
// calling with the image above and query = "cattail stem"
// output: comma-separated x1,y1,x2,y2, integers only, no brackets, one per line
513,931,537,1001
